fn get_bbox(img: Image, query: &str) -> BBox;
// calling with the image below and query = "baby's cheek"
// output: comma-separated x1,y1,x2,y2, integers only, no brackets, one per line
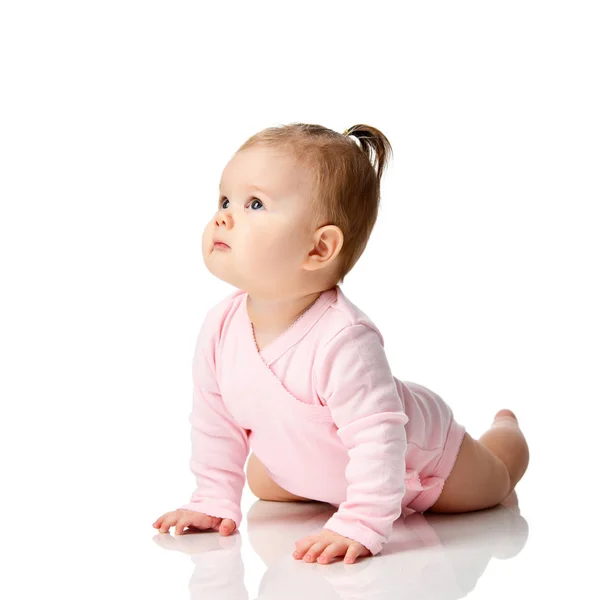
271,235,304,265
201,223,214,251
250,237,289,267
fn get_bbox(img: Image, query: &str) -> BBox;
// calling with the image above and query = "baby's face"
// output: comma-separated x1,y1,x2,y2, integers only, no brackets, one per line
202,145,316,295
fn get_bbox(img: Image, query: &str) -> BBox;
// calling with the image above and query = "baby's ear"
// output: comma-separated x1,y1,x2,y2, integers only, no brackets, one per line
304,226,343,270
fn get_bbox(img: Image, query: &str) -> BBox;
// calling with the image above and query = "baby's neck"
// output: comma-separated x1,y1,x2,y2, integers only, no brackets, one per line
246,291,323,336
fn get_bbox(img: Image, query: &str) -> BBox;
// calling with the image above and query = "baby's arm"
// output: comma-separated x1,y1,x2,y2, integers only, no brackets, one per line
314,324,409,556
176,313,250,529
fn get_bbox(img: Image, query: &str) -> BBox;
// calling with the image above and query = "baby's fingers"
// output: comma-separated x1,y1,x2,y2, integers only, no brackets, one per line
293,536,317,559
174,514,193,535
174,513,210,535
157,513,179,533
152,514,168,529
219,518,236,536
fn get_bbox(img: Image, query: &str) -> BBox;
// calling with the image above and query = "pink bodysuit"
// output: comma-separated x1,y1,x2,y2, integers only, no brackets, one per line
178,285,466,555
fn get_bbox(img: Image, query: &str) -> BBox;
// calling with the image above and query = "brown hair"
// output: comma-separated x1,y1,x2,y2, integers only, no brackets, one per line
236,122,393,285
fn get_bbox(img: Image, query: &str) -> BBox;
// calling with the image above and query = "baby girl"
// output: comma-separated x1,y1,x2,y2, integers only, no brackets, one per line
152,123,530,565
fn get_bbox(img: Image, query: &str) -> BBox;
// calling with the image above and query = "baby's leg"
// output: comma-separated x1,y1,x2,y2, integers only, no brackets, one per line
428,410,530,513
246,452,311,502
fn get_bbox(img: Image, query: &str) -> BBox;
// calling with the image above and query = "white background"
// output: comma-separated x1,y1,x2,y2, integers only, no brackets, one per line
1,1,590,598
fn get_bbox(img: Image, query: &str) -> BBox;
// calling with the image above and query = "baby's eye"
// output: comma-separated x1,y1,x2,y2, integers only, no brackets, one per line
218,197,264,211
249,198,264,210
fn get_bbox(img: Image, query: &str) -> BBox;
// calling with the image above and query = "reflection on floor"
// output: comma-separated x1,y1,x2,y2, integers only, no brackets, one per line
153,491,527,599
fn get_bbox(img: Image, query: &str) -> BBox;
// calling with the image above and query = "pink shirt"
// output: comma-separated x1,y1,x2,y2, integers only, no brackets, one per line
179,285,458,555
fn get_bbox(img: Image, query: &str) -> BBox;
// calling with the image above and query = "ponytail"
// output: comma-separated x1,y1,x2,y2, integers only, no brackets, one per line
343,124,393,182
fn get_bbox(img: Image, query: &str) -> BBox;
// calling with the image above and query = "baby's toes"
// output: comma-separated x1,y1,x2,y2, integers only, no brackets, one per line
494,409,517,422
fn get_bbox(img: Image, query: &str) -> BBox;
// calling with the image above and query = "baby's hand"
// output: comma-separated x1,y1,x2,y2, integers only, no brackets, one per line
293,528,371,564
152,509,236,536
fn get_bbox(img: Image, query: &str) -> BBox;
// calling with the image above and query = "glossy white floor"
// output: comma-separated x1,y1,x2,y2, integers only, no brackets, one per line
152,486,534,600
146,444,585,600
5,416,587,599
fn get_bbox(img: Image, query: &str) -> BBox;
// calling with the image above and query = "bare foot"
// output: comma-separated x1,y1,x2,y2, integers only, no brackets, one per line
485,409,529,492
493,409,519,426
500,488,520,513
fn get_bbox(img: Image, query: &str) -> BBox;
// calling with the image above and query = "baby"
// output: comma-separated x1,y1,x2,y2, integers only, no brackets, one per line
152,123,530,565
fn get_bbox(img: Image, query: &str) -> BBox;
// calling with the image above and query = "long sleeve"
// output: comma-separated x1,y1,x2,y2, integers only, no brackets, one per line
313,323,409,556
177,313,250,528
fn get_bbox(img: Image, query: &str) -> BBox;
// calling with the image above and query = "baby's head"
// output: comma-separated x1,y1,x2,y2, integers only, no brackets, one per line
203,122,392,298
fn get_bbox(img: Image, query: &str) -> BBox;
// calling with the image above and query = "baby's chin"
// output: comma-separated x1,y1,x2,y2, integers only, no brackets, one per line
203,254,230,282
